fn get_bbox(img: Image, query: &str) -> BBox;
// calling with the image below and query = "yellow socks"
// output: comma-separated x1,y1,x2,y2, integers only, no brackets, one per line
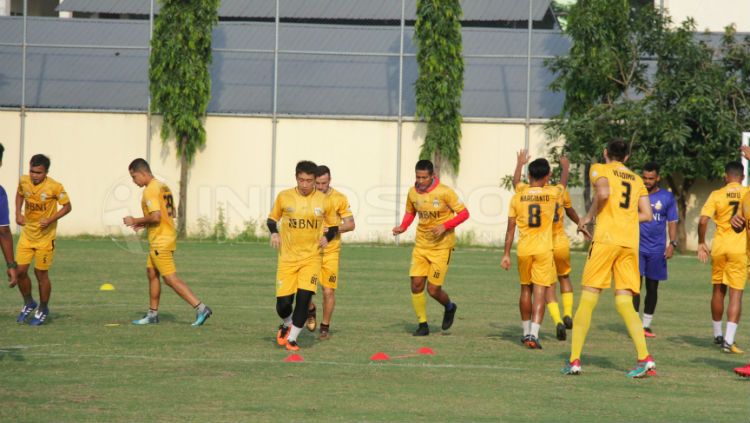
615,295,650,360
562,292,574,318
547,302,563,325
570,290,599,362
411,292,428,323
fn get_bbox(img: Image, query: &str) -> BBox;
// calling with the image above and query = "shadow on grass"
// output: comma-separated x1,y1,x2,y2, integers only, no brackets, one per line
553,352,619,370
691,356,742,373
487,324,523,345
668,335,716,350
0,347,26,362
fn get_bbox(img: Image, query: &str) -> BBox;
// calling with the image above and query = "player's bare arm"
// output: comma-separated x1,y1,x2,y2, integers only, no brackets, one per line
512,149,530,188
40,201,72,229
697,215,710,263
565,206,581,226
267,218,281,248
340,216,355,233
638,195,653,223
666,220,678,259
501,217,516,270
0,226,17,287
14,191,25,226
559,155,570,188
124,210,160,228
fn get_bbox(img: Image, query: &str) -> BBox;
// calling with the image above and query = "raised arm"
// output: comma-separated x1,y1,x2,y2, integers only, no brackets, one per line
512,149,530,189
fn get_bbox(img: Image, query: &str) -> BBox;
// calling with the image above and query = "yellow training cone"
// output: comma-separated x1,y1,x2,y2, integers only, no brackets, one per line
100,283,115,291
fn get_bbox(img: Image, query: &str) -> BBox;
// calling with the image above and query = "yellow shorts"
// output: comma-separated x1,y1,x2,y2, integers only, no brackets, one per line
276,256,321,297
712,253,747,291
517,251,556,287
321,252,340,290
582,242,640,292
410,247,452,286
553,234,571,277
16,236,55,271
146,250,177,276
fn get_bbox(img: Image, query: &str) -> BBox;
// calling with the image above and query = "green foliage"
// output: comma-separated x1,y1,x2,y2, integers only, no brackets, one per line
149,0,219,164
415,0,464,175
545,0,750,247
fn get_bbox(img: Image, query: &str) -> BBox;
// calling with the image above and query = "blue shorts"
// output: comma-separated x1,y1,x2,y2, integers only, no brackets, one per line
639,252,667,281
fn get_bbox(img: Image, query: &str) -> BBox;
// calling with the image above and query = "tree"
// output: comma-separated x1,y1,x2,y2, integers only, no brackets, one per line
414,0,464,176
642,23,750,248
149,0,219,238
545,1,750,250
546,0,664,211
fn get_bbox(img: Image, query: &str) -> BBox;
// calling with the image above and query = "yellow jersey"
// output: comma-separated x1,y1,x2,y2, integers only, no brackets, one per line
509,184,561,256
516,182,571,237
17,175,70,244
269,188,338,263
405,181,466,250
322,188,353,255
142,179,177,251
590,162,648,249
702,182,748,256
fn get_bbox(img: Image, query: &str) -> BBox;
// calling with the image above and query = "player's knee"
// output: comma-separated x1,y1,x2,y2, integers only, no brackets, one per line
276,295,294,317
426,283,441,297
33,268,48,280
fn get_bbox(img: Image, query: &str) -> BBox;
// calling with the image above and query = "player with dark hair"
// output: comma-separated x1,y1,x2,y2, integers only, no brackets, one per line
305,165,355,339
502,157,563,348
562,139,656,378
697,161,747,354
269,160,339,351
0,144,17,289
513,150,578,340
393,159,469,336
15,154,72,325
635,161,678,338
124,158,212,326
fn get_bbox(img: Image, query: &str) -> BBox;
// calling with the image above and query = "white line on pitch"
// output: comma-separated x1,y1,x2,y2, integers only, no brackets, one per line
16,351,524,372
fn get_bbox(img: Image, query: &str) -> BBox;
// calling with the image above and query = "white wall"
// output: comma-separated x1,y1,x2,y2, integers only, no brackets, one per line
662,0,750,32
0,110,720,249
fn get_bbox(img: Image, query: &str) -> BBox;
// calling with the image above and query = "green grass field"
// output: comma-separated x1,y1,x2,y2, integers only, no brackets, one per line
0,239,748,422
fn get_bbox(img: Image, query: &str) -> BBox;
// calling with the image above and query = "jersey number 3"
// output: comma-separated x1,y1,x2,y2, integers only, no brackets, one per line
619,181,631,209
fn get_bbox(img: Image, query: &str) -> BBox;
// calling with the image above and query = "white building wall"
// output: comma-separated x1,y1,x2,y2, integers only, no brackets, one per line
0,110,718,249
661,0,750,32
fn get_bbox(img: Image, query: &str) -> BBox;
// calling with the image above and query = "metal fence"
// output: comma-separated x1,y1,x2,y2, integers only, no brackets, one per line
3,0,563,229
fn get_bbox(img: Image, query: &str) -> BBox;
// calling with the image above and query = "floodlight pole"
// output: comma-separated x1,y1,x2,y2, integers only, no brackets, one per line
524,0,532,155
18,0,27,183
146,0,154,162
270,0,280,208
395,0,405,245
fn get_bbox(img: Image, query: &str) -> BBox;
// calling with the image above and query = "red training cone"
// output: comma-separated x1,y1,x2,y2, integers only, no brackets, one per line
284,354,304,363
370,352,391,361
417,347,435,355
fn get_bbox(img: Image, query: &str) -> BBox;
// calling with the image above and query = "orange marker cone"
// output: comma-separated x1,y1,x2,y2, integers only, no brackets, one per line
370,352,391,361
417,347,435,355
284,354,304,363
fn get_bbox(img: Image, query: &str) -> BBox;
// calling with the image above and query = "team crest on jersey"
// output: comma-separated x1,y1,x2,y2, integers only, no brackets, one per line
41,192,47,201
432,199,440,208
314,207,323,216
24,191,30,197
654,200,663,211
286,207,295,213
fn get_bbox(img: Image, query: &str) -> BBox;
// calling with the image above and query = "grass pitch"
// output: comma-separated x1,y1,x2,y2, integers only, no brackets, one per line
0,239,748,422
